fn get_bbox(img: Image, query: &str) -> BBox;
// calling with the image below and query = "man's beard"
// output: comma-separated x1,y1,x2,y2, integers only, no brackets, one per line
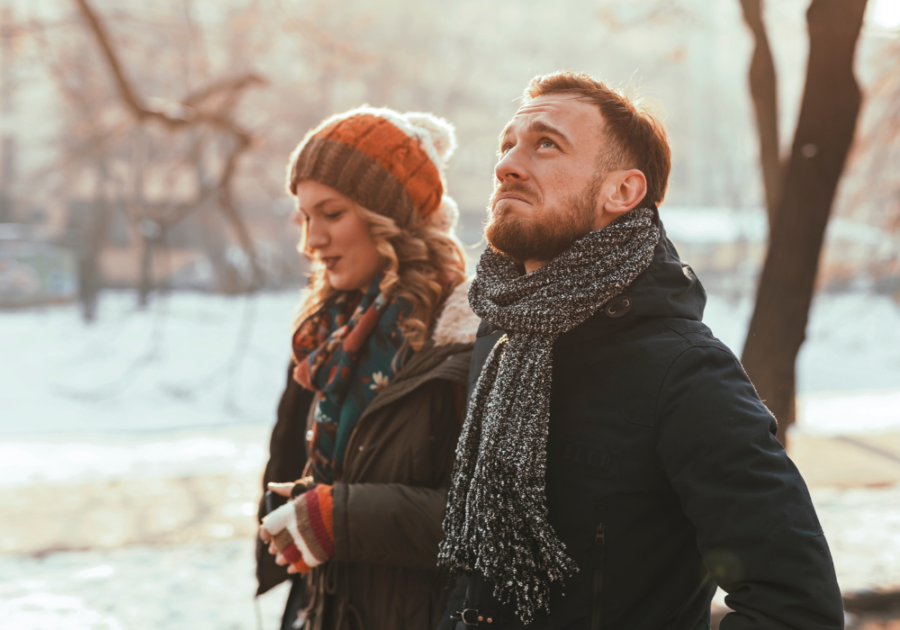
485,177,601,265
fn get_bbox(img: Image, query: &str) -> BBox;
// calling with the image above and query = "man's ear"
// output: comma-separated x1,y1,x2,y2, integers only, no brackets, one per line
604,169,647,215
593,169,648,231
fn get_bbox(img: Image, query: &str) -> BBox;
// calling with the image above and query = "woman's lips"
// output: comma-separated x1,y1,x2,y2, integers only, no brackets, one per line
321,256,341,271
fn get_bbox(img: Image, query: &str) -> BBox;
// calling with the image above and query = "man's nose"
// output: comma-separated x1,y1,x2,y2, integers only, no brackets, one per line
494,147,528,183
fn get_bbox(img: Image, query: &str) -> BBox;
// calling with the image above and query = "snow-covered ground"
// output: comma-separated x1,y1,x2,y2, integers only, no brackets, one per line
0,289,898,493
0,484,897,629
1,289,899,628
1,291,299,439
2,288,898,443
0,539,293,630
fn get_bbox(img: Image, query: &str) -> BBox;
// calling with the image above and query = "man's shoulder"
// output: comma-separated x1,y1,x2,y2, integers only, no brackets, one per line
552,317,747,423
658,318,736,355
566,316,734,364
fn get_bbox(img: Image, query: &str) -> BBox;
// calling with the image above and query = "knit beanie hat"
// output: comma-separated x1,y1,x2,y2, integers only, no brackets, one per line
286,106,458,229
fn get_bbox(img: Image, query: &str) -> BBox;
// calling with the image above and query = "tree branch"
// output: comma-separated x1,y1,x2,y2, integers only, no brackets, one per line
71,0,268,290
739,0,781,227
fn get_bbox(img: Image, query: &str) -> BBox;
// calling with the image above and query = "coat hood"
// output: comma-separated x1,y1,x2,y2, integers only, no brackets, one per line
432,275,479,347
556,209,707,347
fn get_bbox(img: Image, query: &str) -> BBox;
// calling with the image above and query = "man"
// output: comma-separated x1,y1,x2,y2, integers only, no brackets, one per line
437,71,842,630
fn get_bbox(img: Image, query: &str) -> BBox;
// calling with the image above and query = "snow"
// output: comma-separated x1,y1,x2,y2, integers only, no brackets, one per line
0,291,299,437
0,288,899,627
662,207,767,245
0,288,897,496
0,430,268,488
0,484,896,629
799,390,900,436
662,206,898,253
6,288,897,446
0,539,292,630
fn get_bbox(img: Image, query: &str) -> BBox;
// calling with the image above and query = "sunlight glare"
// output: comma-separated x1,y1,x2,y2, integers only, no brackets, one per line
871,0,900,29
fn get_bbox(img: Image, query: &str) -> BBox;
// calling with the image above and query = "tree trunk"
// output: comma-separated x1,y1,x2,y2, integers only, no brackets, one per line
741,0,868,445
738,0,781,225
137,229,154,307
79,161,111,322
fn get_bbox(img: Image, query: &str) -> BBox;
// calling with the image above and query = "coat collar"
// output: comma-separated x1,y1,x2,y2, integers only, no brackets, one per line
556,216,707,346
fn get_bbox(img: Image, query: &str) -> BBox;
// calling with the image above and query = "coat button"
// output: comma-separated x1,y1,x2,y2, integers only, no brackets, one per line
358,445,364,452
605,295,632,318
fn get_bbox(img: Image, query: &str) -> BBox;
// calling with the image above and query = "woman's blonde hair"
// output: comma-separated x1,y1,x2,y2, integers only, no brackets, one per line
295,197,467,351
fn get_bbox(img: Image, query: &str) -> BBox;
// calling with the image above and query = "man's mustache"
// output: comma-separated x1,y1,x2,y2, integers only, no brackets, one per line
490,182,539,207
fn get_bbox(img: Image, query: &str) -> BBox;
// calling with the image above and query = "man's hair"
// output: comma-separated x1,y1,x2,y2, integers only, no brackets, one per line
524,71,671,207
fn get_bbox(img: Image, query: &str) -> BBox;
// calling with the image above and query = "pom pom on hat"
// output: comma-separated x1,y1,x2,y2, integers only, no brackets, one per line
404,112,457,170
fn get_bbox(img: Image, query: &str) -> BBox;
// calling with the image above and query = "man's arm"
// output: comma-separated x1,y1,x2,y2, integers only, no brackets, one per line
655,345,843,630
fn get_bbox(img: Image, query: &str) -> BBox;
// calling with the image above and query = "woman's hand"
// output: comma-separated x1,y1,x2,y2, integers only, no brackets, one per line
259,484,335,576
261,482,304,573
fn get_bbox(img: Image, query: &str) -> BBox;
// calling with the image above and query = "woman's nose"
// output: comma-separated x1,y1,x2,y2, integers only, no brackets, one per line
305,220,329,249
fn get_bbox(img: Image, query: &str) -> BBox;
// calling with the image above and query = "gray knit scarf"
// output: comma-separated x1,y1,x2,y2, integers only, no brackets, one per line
438,207,660,624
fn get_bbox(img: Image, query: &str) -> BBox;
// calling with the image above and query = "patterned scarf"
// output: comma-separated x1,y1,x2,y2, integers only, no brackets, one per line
292,276,409,484
438,207,660,624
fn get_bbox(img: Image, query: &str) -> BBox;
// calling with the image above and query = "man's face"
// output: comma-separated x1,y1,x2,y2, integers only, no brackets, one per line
486,93,607,266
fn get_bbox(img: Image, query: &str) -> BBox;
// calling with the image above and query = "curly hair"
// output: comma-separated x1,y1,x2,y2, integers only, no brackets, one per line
294,198,467,351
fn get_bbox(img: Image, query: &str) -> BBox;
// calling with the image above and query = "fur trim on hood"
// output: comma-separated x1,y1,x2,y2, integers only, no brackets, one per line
432,275,479,347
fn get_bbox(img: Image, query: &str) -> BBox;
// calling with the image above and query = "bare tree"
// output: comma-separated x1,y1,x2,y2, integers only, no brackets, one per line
72,0,267,299
741,0,869,444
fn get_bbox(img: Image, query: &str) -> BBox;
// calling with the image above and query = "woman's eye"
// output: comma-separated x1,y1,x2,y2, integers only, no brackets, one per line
500,144,513,154
324,211,343,220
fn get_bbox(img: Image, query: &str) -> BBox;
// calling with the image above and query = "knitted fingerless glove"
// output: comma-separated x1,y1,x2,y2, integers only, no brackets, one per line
262,484,334,574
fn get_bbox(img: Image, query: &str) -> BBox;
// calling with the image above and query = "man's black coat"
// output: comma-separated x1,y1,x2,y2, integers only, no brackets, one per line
439,220,843,630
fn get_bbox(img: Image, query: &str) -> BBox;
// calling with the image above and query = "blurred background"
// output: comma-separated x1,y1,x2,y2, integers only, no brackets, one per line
0,0,898,628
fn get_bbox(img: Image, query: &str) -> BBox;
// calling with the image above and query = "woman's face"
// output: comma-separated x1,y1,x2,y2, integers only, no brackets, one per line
293,180,385,291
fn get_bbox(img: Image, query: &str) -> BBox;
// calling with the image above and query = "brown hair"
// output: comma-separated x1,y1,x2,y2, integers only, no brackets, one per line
524,71,671,207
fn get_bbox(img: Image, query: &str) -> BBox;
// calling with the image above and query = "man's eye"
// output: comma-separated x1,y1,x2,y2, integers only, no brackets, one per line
539,138,556,149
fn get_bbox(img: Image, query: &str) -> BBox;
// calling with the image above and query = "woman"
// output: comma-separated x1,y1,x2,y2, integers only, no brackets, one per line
256,107,479,630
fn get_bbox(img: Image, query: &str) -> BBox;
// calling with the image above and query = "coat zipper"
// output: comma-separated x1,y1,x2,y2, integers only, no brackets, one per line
592,522,605,630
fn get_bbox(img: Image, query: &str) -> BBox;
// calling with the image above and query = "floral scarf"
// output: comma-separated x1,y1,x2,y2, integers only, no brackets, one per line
292,277,409,483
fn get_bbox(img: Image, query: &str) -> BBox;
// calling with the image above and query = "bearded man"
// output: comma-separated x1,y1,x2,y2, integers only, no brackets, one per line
437,72,842,630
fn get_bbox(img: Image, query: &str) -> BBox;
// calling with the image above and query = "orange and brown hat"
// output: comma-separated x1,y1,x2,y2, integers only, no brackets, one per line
286,107,457,228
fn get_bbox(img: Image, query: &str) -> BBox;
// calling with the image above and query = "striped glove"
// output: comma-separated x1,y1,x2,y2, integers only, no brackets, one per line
262,484,334,574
